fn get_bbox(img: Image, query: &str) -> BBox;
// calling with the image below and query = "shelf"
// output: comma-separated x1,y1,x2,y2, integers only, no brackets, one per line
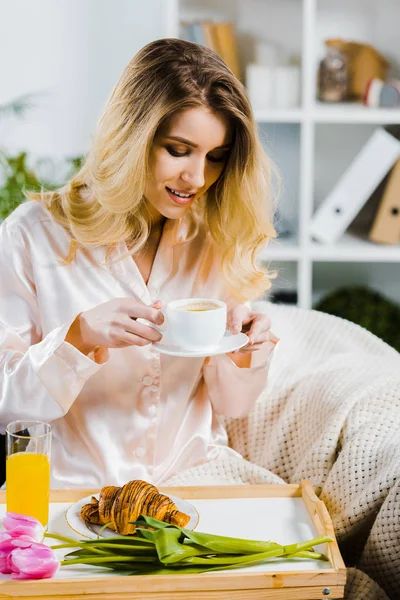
253,104,400,125
314,102,400,125
308,233,400,262
253,108,304,123
259,236,300,261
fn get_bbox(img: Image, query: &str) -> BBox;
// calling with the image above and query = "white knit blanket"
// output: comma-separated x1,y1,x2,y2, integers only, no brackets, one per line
164,301,400,600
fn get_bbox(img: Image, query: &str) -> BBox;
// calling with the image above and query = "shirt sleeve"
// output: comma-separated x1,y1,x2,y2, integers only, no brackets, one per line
202,336,276,419
0,219,104,429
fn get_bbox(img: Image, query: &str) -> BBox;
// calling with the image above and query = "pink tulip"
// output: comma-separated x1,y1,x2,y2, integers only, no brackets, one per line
3,513,44,542
0,535,36,575
0,533,13,574
8,542,59,580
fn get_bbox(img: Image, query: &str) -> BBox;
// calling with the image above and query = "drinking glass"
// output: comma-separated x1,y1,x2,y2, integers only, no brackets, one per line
6,420,52,526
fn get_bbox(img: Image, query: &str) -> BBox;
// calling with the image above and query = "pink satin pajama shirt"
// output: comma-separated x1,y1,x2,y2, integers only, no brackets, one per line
0,201,275,488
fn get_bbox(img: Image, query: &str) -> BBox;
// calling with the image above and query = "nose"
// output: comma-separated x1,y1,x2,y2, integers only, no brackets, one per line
180,157,205,189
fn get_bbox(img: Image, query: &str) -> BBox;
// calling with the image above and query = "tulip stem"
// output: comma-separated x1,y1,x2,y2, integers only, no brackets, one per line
52,544,110,556
50,544,80,550
61,555,146,565
44,532,81,545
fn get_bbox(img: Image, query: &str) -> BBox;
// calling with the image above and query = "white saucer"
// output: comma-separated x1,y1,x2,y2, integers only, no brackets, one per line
153,331,249,358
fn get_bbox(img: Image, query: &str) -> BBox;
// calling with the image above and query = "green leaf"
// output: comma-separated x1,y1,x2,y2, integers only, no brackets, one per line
178,546,285,567
180,529,282,555
83,535,154,546
135,516,172,530
152,528,213,565
283,537,332,555
137,516,282,554
62,555,158,566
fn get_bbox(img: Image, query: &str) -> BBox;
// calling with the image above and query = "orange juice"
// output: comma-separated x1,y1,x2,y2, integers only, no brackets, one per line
6,452,51,526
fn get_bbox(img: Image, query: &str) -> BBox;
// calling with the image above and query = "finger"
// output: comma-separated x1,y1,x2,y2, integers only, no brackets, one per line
236,339,269,354
236,345,261,354
238,332,279,353
248,331,271,346
227,304,249,334
122,317,163,342
229,308,267,334
122,302,164,326
111,330,154,348
247,315,271,344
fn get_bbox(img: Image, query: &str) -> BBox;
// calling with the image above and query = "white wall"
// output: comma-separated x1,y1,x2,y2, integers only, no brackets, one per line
0,0,169,161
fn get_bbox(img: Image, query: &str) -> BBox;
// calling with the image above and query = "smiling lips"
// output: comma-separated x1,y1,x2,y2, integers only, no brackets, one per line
166,186,196,206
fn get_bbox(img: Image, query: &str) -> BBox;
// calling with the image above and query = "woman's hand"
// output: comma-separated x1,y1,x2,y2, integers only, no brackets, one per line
227,304,278,357
65,299,164,356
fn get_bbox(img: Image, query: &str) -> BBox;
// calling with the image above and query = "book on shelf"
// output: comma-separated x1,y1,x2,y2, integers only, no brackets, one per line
309,128,400,245
180,20,241,80
210,22,241,80
369,158,400,245
200,22,217,52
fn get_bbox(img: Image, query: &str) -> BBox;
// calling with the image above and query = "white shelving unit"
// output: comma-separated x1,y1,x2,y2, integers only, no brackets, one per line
163,0,400,307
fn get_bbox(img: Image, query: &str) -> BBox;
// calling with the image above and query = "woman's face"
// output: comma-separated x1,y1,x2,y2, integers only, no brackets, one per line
145,106,233,222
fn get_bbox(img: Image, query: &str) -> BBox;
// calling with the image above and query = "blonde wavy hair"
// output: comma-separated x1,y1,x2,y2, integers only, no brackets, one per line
29,38,278,301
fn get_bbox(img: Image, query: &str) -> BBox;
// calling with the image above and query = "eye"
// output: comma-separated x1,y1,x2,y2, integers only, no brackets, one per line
207,153,229,164
165,145,187,158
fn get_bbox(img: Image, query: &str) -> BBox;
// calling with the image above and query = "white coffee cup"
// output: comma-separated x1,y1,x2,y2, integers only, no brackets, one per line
156,298,227,351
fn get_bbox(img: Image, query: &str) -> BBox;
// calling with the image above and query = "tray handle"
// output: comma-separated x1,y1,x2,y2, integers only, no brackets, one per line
300,480,346,574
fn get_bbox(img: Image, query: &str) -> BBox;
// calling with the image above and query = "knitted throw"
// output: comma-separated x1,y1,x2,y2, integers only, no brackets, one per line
164,302,400,600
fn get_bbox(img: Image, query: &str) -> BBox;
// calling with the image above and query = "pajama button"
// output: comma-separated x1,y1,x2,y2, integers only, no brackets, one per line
135,447,146,458
142,375,153,386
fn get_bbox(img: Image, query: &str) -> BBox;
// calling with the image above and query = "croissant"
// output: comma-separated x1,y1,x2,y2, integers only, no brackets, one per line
80,479,190,535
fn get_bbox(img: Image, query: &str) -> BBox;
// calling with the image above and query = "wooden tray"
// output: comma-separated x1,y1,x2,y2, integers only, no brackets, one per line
0,481,346,599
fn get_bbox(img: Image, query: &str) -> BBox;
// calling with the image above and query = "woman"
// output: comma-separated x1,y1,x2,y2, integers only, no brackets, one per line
0,38,278,488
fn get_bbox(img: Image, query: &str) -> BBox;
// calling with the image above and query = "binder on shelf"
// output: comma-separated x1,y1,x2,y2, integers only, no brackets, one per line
309,128,400,245
369,158,400,244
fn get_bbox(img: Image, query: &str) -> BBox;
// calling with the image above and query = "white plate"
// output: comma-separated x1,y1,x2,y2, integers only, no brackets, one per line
65,493,199,539
153,331,249,358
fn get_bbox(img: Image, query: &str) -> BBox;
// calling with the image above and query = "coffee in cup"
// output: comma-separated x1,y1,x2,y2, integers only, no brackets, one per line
175,301,221,313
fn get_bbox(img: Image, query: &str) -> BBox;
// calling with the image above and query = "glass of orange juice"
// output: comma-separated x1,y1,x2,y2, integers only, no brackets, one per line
6,420,52,527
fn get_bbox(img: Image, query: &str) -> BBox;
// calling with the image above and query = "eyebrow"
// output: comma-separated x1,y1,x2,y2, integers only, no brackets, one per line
164,136,232,150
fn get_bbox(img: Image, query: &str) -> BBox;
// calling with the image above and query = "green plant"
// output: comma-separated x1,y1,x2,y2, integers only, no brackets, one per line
0,96,83,220
314,286,400,353
0,152,42,220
